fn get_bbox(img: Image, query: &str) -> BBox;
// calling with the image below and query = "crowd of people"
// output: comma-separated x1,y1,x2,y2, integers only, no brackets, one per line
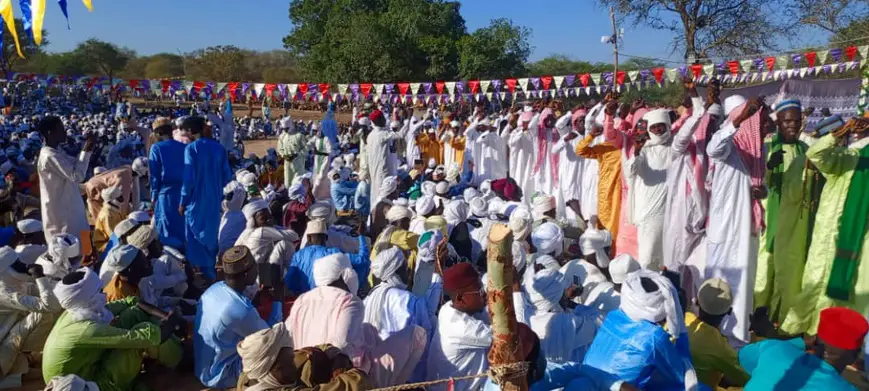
0,75,867,391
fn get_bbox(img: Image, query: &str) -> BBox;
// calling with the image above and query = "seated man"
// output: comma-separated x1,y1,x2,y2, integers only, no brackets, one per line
686,278,749,389
236,323,374,391
12,218,47,265
42,267,179,391
285,220,369,296
370,203,420,281
583,269,697,390
36,233,82,280
94,186,127,253
236,199,298,276
194,246,272,389
99,244,152,301
739,307,868,390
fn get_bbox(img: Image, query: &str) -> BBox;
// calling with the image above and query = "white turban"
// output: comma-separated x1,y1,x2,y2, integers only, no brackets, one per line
470,197,488,218
101,185,122,203
43,234,81,278
479,180,492,195
15,243,46,266
528,268,566,312
508,208,533,241
580,227,613,267
444,200,469,225
371,246,406,287
113,219,140,239
312,253,359,295
532,222,563,256
16,218,42,234
643,109,673,145
723,95,746,117
446,163,460,183
380,176,398,199
416,229,445,264
416,196,436,216
128,211,151,224
609,254,641,284
463,188,481,203
240,172,258,189
243,200,270,229
0,246,18,270
512,242,527,272
54,267,114,324
287,183,306,203
126,226,156,252
44,374,99,391
307,201,336,224
386,205,412,222
132,157,148,176
238,322,292,387
421,181,436,197
435,181,450,196
532,194,556,216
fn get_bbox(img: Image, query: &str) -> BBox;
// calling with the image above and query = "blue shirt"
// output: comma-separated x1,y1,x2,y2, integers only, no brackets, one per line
331,180,359,211
181,137,232,250
739,338,857,391
483,361,622,391
194,281,268,389
285,235,370,295
583,309,693,391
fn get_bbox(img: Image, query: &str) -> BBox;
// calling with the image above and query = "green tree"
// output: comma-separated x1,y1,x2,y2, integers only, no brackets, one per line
1,18,49,76
527,54,609,76
185,45,248,81
143,53,185,79
457,18,532,79
73,39,132,89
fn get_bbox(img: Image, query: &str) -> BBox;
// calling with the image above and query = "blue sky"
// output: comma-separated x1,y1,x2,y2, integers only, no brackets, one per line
23,0,832,64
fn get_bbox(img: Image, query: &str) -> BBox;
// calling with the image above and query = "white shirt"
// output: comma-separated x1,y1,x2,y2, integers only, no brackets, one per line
426,302,491,391
37,146,92,243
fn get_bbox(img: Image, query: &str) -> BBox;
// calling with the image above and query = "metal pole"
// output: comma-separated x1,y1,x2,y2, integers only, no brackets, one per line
611,6,619,91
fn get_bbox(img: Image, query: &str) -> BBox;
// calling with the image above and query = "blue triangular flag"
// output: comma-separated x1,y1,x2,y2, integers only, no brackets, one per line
58,0,71,29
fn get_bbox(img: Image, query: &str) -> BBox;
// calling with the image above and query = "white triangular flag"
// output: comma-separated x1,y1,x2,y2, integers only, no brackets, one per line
773,70,782,80
253,83,265,97
288,84,298,95
627,71,639,83
814,66,822,74
817,50,829,65
499,91,506,100
445,82,456,95
216,82,227,93
373,94,381,103
740,59,754,73
332,93,339,101
485,92,493,100
480,80,491,92
373,84,383,95
590,74,601,86
517,78,529,91
703,64,715,77
860,45,869,60
666,68,680,83
799,67,808,78
412,96,419,105
553,76,565,89
410,83,421,95
182,81,194,93
338,84,348,93
585,87,592,95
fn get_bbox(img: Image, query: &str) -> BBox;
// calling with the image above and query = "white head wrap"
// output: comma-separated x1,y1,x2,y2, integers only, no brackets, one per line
128,211,151,224
643,109,673,145
463,188,481,203
287,183,306,203
0,246,18,270
509,208,533,241
16,218,42,234
416,196,436,216
240,172,258,189
113,219,140,239
312,253,359,295
220,181,246,212
421,181,436,197
470,197,488,218
386,205,413,222
446,163,460,183
242,200,270,229
44,234,81,278
53,267,114,323
100,185,122,203
580,227,613,267
307,201,337,225
444,200,469,225
435,181,450,196
44,374,99,391
723,95,747,117
380,176,399,200
528,268,566,312
532,222,563,256
131,157,148,176
532,194,556,216
609,254,641,284
238,322,293,387
371,246,407,288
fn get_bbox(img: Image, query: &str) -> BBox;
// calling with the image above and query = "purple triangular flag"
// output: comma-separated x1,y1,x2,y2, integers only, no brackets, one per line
456,82,464,94
565,75,576,87
349,84,359,94
639,69,650,81
530,77,540,90
385,83,394,94
491,79,502,91
830,48,842,62
753,58,764,71
791,54,801,65
678,67,687,77
424,82,432,94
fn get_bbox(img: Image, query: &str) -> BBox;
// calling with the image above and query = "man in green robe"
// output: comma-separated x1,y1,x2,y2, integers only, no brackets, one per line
780,118,869,335
753,99,824,328
42,267,181,391
277,117,308,191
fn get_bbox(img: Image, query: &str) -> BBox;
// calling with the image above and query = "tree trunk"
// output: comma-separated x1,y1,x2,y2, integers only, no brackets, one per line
486,223,528,391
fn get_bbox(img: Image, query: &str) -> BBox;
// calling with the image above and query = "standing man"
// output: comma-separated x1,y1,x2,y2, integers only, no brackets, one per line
367,110,401,206
37,116,95,242
148,117,186,250
277,117,306,191
180,116,233,280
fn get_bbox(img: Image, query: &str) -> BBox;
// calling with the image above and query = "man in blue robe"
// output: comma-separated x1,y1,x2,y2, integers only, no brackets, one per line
148,117,186,250
180,116,232,280
285,220,370,296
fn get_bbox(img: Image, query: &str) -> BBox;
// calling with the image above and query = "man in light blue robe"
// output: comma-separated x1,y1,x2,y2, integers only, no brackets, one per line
180,116,232,280
285,220,370,296
321,102,340,148
149,118,186,249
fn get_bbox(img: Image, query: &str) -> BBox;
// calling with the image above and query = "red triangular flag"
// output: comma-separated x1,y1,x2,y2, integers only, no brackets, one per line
765,57,775,71
690,64,704,78
540,75,552,90
468,80,480,93
298,83,309,95
129,79,139,90
397,82,409,95
265,83,277,96
505,79,517,92
615,71,626,85
192,81,205,93
651,68,665,84
806,51,817,67
318,83,330,94
360,83,372,96
727,61,740,75
846,46,858,61
579,73,590,87
161,79,171,93
435,81,445,94
227,82,238,99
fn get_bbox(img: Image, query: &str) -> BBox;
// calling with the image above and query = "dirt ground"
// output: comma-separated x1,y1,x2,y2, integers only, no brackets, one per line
244,138,279,157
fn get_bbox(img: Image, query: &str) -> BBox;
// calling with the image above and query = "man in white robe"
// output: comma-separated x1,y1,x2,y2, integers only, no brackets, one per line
580,104,604,220
533,108,560,198
367,110,403,206
552,112,585,223
277,117,306,191
235,200,299,277
625,109,674,270
36,116,95,242
508,111,536,204
474,118,508,183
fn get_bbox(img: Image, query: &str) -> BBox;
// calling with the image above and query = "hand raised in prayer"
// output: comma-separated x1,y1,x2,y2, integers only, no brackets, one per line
631,98,645,114
564,132,579,142
604,100,618,116
735,97,764,127
633,133,648,154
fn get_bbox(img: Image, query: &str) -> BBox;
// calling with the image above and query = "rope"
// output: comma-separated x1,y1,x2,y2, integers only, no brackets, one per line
368,361,530,391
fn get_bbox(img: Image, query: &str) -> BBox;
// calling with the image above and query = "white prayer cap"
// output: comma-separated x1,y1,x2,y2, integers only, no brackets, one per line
128,211,151,224
132,157,148,176
113,219,140,239
580,227,613,267
240,172,258,188
446,163,460,183
707,103,723,117
390,120,401,129
444,200,469,225
723,95,747,117
450,120,460,128
243,199,269,222
609,253,641,284
470,197,488,218
99,244,140,287
427,158,437,169
0,246,19,270
532,222,564,257
421,181,436,197
101,185,122,202
307,201,336,224
532,194,556,215
371,246,406,286
16,218,42,234
416,196,436,216
44,374,99,391
306,220,328,235
644,109,671,128
380,176,399,198
463,188,481,203
435,181,450,196
386,205,413,222
312,253,359,295
528,268,566,312
509,208,533,241
279,117,294,130
487,198,505,217
331,157,345,170
479,180,492,195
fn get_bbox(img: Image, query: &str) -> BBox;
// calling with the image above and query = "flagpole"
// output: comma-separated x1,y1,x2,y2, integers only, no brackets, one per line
611,6,619,91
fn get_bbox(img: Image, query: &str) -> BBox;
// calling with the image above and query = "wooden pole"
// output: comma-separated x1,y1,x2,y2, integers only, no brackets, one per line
611,6,619,92
486,223,528,391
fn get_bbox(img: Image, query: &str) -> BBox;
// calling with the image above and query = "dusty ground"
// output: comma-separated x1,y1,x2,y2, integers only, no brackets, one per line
244,138,279,157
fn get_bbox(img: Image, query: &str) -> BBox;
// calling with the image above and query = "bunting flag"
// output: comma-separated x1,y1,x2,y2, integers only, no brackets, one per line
627,70,639,84
727,61,740,75
31,0,45,44
818,50,829,65
468,80,479,93
776,55,789,70
690,64,703,79
337,84,348,94
18,1,31,41
410,83,421,94
435,81,444,94
318,83,329,95
846,46,857,61
445,81,456,95
540,75,552,90
57,0,69,28
81,0,90,11
517,78,529,91
579,73,590,87
615,71,626,85
505,78,517,92
397,82,409,95
0,0,24,58
480,80,491,92
360,83,372,96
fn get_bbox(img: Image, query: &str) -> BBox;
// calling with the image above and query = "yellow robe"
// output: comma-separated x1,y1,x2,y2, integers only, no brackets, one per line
450,136,466,168
416,134,443,165
576,135,622,245
94,206,125,253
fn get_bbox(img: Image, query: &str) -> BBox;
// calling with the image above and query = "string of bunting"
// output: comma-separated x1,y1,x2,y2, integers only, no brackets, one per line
10,45,869,103
0,0,94,58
